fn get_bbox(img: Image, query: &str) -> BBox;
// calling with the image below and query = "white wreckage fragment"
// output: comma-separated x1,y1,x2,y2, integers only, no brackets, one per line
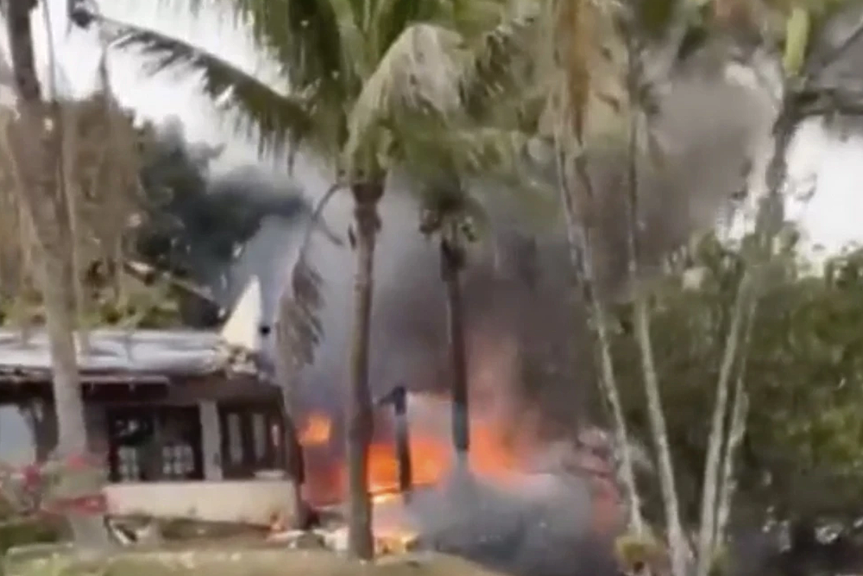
219,275,264,371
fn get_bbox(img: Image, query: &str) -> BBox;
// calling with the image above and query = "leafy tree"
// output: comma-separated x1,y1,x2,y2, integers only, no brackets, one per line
0,100,191,331
545,1,863,574
611,232,863,543
1,0,142,547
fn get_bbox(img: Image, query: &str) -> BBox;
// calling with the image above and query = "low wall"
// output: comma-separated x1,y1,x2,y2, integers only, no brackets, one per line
104,480,295,526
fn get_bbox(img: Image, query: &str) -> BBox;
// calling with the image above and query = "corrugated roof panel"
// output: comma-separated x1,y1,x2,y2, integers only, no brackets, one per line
0,330,231,378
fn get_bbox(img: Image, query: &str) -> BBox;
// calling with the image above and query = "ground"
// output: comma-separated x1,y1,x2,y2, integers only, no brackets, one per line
4,546,512,576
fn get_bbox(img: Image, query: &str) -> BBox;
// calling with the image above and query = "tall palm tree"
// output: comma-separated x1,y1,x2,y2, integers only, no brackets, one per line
418,177,484,465
1,0,135,547
77,0,539,557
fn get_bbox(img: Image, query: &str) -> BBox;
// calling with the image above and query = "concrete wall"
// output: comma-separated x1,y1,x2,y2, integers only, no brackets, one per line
103,479,296,525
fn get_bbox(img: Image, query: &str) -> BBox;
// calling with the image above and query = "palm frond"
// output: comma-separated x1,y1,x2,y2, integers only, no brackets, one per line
459,9,540,125
277,259,324,375
344,23,469,173
443,127,534,176
97,15,313,158
544,0,623,141
274,181,344,382
207,0,352,103
369,0,510,61
395,117,538,199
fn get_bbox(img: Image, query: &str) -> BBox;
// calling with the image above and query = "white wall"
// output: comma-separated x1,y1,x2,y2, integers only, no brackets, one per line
104,480,296,525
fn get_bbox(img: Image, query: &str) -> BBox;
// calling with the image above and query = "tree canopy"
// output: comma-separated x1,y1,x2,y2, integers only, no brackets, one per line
608,231,863,530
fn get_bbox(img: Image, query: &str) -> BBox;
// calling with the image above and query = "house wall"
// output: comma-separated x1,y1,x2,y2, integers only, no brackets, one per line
0,377,284,482
103,479,296,525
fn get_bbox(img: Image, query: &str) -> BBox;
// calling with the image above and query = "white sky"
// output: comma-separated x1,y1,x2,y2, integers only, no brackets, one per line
14,0,863,259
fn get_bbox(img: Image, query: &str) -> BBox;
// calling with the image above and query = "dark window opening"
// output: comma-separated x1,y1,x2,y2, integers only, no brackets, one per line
107,406,204,482
218,404,284,479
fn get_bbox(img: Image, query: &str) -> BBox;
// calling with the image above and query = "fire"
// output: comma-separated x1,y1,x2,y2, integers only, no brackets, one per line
364,423,517,494
299,413,332,446
299,408,519,505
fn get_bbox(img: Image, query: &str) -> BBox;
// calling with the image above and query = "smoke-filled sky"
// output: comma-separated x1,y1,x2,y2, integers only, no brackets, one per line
6,0,856,254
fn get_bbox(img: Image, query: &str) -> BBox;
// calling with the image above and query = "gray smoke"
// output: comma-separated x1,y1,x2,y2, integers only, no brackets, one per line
171,46,776,576
408,465,603,576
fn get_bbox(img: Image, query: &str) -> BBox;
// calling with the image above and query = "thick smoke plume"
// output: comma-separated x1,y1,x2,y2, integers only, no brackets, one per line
151,49,774,576
300,58,771,576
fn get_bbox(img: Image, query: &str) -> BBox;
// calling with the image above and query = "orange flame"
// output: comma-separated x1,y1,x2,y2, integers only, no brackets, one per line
300,410,519,505
299,413,332,447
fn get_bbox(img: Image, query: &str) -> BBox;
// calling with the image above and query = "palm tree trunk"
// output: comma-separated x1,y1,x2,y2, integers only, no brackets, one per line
714,361,749,547
346,182,383,559
5,0,110,548
623,41,685,575
695,274,752,576
557,146,644,534
440,233,469,465
40,251,113,546
633,299,687,575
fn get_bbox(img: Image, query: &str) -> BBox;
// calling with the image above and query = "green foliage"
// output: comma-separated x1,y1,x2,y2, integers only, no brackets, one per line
610,232,863,527
91,0,538,185
0,94,188,331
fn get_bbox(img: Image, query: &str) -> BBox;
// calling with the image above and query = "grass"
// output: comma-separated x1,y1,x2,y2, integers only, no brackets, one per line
4,547,510,576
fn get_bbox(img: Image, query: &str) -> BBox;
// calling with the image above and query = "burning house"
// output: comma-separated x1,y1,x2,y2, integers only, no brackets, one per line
0,277,295,525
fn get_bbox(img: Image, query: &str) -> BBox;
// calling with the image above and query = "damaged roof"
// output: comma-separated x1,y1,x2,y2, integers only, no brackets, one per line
0,276,267,384
0,329,248,382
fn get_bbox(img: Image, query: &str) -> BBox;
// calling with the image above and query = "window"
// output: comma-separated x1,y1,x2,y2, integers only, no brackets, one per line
107,406,203,483
161,444,195,478
116,446,141,482
218,405,285,479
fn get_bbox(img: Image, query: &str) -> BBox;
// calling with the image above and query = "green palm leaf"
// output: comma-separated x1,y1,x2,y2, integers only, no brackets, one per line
459,10,540,124
97,15,313,158
345,23,468,169
191,0,353,102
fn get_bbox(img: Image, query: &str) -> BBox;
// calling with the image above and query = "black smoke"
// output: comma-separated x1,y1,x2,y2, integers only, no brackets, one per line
134,117,313,326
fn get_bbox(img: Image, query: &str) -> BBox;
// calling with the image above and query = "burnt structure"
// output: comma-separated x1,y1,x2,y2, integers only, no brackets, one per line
0,329,285,482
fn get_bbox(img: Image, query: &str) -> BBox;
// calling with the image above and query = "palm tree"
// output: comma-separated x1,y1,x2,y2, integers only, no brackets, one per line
694,2,863,574
1,0,143,547
545,1,863,574
419,177,483,465
77,0,539,557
